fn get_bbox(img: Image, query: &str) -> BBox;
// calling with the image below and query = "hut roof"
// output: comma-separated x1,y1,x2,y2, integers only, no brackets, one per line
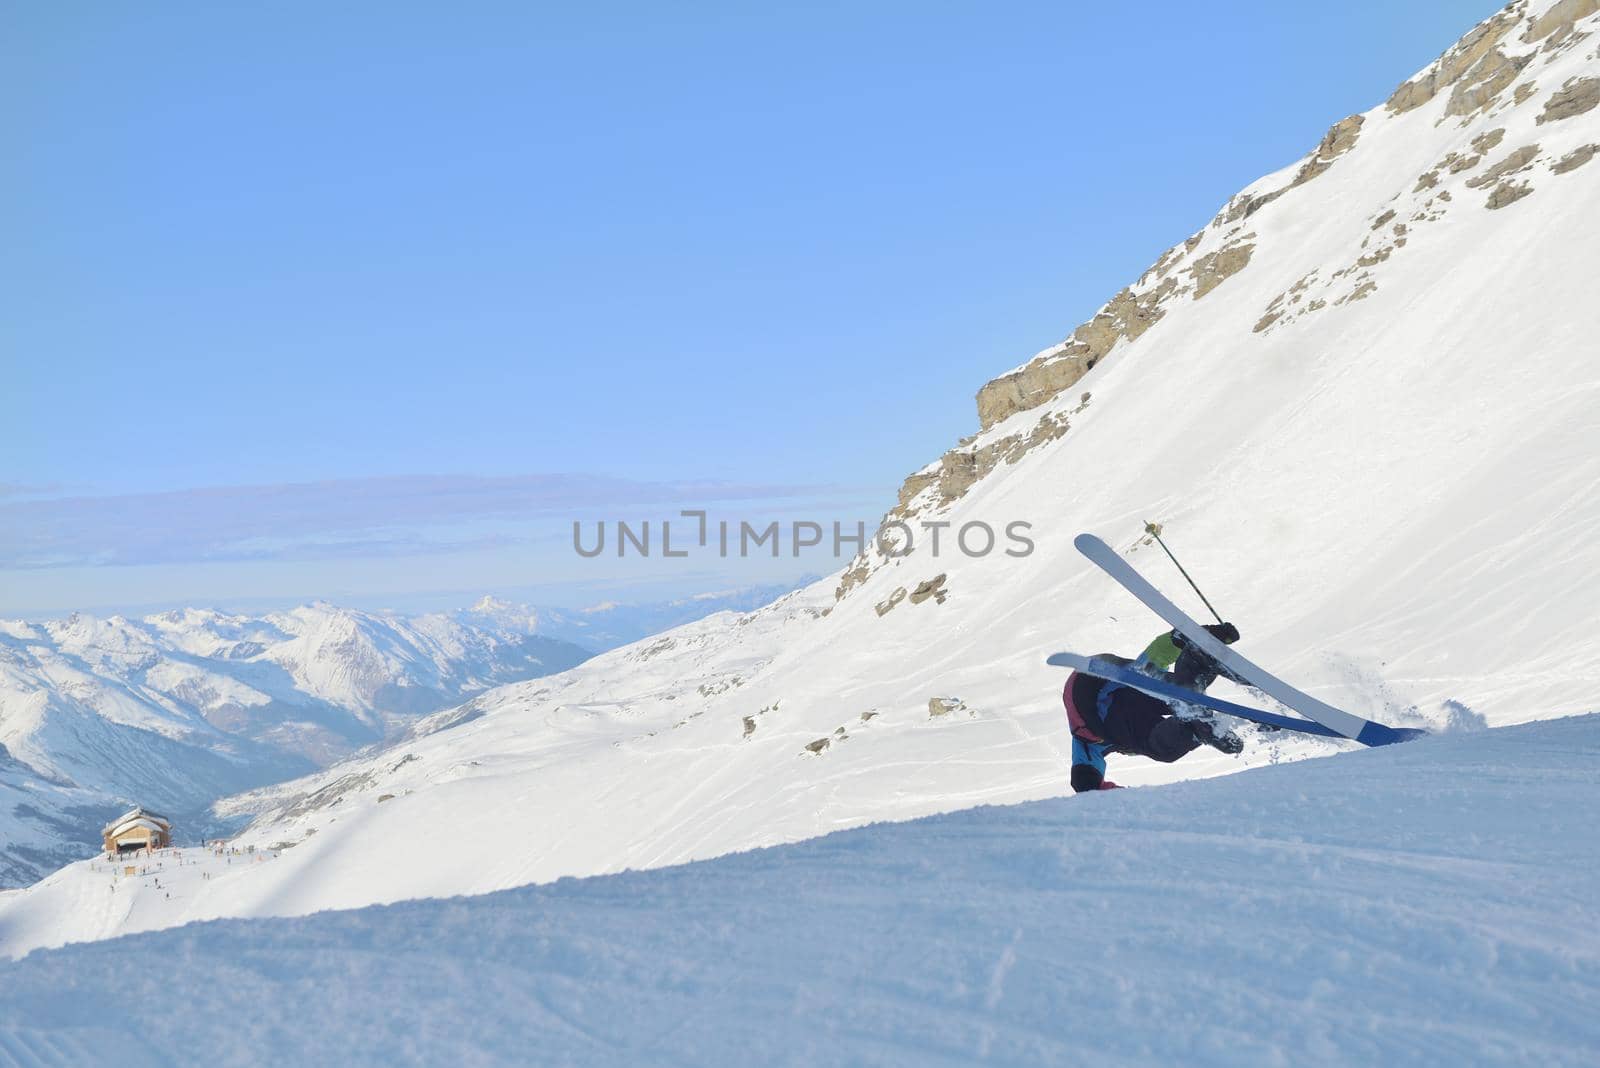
104,806,172,837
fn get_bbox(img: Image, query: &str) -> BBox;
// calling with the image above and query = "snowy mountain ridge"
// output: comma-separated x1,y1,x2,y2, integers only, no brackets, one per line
3,0,1597,954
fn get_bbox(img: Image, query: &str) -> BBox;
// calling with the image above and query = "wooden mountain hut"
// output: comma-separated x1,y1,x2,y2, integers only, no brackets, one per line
102,807,173,855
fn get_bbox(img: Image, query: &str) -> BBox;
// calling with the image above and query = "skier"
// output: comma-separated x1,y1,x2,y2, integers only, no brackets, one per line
1064,622,1246,793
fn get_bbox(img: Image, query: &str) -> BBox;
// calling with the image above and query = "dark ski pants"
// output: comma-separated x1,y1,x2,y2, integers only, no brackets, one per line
1099,687,1201,763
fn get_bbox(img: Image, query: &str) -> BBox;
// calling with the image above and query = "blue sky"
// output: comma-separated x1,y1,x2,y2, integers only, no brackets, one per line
2,1,1501,615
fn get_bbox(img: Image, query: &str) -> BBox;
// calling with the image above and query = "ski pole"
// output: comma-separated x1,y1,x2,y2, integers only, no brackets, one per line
1143,521,1225,624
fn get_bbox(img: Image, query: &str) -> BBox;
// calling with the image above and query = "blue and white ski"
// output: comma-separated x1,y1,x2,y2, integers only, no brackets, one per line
1073,533,1424,747
1046,652,1344,738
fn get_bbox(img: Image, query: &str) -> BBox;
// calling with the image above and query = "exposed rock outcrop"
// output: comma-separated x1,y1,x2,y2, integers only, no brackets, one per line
834,558,871,600
1522,0,1600,43
1537,76,1600,122
974,353,1084,433
1447,47,1531,116
1552,143,1599,171
1336,279,1378,304
909,575,948,606
1486,180,1535,208
1386,8,1521,114
966,410,1069,488
1254,270,1322,334
1473,128,1509,153
1188,237,1257,301
1290,115,1366,186
1465,144,1543,187
874,587,907,618
1386,0,1597,118
973,284,1169,430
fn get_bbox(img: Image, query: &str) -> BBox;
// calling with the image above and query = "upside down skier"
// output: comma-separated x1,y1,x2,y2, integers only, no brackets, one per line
1064,622,1246,792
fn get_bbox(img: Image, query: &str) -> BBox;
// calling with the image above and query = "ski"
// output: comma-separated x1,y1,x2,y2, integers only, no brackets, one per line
1047,652,1343,738
1074,533,1424,747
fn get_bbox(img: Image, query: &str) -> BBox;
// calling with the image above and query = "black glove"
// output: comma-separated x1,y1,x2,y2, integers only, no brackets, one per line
1171,622,1240,652
1204,622,1240,645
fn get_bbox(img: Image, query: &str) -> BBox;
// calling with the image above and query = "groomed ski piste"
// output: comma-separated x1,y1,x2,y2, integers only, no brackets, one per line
0,713,1596,1066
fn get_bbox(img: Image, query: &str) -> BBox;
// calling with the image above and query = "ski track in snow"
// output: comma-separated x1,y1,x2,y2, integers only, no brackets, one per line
0,715,1596,1066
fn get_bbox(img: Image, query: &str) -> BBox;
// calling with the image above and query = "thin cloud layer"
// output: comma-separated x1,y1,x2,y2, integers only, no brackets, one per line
0,473,848,568
0,482,64,499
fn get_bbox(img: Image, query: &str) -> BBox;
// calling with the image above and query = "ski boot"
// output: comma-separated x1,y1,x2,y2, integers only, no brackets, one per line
1188,717,1244,755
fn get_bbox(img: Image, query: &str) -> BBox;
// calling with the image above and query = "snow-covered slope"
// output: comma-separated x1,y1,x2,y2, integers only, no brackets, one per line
5,0,1598,946
2,714,1596,1065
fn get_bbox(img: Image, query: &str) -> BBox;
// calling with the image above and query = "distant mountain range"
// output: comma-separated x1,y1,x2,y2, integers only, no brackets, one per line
0,583,801,886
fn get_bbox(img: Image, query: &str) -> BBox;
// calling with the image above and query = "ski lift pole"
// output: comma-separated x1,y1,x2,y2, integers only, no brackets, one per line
1142,521,1225,624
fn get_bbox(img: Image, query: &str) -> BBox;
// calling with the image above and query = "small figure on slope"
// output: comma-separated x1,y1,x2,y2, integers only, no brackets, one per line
1064,623,1246,793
